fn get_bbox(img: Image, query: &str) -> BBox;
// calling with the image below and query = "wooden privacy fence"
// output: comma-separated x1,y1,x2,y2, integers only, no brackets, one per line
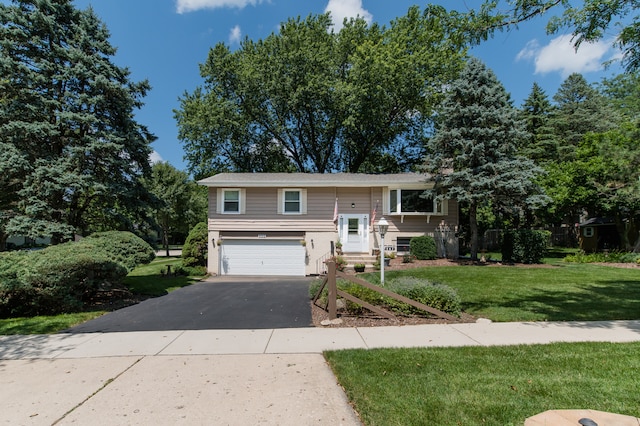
312,259,459,322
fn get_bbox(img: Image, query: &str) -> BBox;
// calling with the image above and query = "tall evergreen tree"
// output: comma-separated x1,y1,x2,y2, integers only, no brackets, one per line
519,82,558,162
551,73,616,161
0,0,156,243
423,58,548,260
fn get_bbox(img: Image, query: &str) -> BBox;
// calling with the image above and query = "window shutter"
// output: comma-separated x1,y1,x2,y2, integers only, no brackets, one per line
216,188,222,214
277,189,283,214
300,189,307,214
240,189,246,214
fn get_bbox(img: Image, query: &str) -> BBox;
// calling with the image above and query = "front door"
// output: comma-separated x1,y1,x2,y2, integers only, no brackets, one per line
338,214,369,253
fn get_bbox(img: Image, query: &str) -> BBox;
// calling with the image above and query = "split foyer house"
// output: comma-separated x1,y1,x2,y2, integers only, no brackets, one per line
199,173,459,276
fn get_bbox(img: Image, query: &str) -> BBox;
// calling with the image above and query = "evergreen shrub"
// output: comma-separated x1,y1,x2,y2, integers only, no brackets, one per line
410,235,437,260
84,231,155,272
182,222,208,267
502,230,550,264
0,231,154,318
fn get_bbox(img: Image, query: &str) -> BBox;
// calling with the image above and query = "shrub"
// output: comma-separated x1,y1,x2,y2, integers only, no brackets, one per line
387,277,461,316
564,250,640,264
0,243,128,318
84,231,155,272
182,222,208,267
410,236,437,260
502,230,549,264
308,276,461,317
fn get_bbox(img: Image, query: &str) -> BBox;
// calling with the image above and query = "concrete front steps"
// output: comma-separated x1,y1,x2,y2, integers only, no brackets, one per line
339,253,378,269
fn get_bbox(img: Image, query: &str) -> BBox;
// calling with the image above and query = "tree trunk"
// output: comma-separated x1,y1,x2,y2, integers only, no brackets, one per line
162,227,170,257
469,202,479,261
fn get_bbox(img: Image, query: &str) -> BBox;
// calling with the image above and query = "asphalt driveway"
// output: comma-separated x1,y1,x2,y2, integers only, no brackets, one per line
64,276,315,333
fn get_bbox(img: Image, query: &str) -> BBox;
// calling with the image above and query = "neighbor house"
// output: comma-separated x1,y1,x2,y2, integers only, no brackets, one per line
198,173,459,276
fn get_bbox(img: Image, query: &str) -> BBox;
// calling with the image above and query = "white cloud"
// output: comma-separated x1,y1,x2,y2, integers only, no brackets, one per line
516,34,614,77
149,151,163,164
324,0,372,31
176,0,263,14
229,25,242,44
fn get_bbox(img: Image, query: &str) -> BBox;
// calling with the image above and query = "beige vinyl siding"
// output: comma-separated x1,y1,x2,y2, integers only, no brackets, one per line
207,186,456,234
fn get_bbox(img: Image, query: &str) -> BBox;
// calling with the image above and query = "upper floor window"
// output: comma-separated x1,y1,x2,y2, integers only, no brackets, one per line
223,190,240,213
217,188,245,214
389,189,438,214
278,189,307,215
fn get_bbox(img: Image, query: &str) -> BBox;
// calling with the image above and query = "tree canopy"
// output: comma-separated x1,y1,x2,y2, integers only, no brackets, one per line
0,0,156,244
144,162,207,255
175,6,470,178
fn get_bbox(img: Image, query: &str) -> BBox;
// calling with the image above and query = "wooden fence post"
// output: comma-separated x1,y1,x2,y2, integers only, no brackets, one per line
327,259,337,320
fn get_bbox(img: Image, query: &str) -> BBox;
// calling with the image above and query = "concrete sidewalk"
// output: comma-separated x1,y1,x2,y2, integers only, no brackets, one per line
2,320,640,425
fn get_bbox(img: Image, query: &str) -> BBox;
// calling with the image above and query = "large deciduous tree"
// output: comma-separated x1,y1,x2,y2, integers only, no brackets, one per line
423,58,548,260
0,0,156,244
175,6,469,178
145,162,207,256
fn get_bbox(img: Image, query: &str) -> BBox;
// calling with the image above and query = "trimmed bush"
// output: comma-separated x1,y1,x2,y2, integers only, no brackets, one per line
410,235,437,260
0,231,154,318
502,230,550,264
84,231,155,272
182,222,208,267
0,243,128,318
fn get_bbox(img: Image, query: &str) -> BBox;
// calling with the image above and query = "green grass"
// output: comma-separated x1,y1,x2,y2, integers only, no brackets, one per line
124,256,204,296
362,262,640,322
325,342,640,426
0,312,105,335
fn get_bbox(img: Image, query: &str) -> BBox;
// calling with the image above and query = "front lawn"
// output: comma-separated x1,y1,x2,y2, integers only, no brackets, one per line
325,342,640,426
362,263,640,322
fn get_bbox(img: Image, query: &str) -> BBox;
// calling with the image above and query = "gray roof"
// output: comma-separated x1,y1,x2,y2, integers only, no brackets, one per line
198,172,433,187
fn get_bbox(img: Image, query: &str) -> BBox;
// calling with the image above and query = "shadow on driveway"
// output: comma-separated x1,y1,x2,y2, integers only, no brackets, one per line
63,276,315,333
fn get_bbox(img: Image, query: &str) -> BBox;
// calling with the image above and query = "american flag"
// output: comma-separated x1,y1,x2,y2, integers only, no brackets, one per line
332,198,338,223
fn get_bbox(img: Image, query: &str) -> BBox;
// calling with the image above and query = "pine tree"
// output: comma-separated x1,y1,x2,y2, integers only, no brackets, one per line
423,58,548,260
551,73,616,161
519,82,558,163
0,0,156,243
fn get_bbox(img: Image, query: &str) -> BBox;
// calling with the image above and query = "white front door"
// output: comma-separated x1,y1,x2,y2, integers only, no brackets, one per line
339,214,369,253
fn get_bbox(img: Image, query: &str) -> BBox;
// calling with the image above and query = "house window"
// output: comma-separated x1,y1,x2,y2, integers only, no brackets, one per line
583,227,594,238
222,189,241,213
278,189,306,215
389,189,437,214
284,190,301,213
396,237,411,253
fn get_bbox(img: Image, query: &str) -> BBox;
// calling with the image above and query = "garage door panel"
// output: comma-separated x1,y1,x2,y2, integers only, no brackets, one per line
220,240,305,276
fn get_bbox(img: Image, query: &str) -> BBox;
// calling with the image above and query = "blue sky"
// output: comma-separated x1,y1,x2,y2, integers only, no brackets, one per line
71,0,624,173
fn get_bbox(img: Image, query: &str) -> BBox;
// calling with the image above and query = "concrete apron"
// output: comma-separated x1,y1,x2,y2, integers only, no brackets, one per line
1,354,361,426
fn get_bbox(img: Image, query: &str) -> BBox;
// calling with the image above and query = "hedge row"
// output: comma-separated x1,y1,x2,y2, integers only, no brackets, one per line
0,232,155,318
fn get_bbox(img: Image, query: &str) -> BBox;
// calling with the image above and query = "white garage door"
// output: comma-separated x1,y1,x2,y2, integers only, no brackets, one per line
220,240,305,276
